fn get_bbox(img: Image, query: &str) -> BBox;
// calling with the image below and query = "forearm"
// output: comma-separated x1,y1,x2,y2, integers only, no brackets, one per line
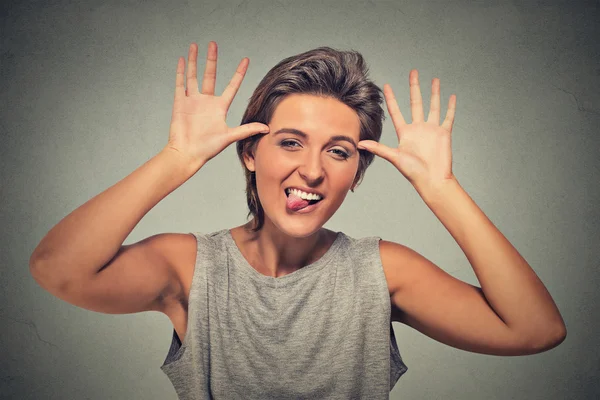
30,147,200,284
416,177,566,345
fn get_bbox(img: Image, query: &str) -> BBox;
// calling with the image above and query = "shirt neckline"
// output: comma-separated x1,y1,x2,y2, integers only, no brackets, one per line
223,228,345,287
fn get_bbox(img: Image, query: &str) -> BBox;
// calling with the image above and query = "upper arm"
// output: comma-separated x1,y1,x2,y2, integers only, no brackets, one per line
33,233,192,315
380,239,534,356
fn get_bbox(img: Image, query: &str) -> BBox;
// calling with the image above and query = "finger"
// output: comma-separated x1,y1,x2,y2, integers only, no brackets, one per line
201,41,217,95
357,140,396,162
227,123,271,143
427,78,441,125
186,43,199,95
174,57,185,99
221,57,249,109
441,94,457,133
409,69,424,123
383,84,407,142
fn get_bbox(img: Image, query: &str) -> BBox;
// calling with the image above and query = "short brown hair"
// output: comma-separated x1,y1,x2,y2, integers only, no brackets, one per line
236,46,385,232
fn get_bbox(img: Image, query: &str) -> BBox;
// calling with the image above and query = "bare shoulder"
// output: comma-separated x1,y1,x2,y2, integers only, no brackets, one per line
378,239,431,323
152,232,198,308
378,239,416,295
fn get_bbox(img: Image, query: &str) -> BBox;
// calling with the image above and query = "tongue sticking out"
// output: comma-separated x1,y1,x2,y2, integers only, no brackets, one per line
286,192,310,211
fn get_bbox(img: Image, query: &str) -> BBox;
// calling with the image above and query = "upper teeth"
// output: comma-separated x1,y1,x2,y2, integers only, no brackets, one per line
286,188,322,201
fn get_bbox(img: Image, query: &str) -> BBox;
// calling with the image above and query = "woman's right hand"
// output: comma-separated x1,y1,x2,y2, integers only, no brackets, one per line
164,41,270,169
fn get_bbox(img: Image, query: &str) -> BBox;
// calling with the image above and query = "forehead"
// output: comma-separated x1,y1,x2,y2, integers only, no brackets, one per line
270,94,361,139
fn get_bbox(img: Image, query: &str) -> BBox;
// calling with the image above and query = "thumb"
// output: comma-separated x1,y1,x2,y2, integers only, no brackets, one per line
358,140,393,160
227,123,270,142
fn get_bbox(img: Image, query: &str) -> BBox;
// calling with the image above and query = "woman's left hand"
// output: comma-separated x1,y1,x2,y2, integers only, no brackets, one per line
357,69,457,194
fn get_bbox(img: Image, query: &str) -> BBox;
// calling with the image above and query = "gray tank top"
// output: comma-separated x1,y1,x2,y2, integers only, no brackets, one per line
160,228,408,399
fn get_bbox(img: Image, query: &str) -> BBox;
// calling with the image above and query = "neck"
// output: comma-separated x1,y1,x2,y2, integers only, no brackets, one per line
237,219,329,278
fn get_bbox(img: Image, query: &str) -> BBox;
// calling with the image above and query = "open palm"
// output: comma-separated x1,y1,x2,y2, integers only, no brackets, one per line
166,42,270,169
358,70,457,191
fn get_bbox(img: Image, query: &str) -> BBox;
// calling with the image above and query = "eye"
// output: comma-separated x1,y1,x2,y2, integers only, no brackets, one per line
280,140,350,160
280,140,300,148
331,149,350,159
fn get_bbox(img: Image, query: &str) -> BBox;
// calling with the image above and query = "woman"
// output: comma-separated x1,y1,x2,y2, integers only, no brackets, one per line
30,41,567,399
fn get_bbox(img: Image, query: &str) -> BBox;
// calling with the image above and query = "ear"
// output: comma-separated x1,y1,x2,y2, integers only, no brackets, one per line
243,148,256,172
350,171,361,191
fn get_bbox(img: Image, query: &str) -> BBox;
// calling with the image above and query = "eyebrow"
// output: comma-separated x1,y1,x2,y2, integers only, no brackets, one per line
273,128,357,149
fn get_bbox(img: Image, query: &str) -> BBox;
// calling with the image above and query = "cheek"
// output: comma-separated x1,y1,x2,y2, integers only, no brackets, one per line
256,155,290,180
338,161,360,183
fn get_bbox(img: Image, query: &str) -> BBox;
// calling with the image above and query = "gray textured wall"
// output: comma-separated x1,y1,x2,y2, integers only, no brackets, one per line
2,0,598,399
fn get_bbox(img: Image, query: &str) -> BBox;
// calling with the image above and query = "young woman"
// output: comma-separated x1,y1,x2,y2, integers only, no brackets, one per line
30,41,567,399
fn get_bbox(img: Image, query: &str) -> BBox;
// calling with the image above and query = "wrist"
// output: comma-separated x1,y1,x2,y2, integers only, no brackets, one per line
158,147,205,179
414,175,461,205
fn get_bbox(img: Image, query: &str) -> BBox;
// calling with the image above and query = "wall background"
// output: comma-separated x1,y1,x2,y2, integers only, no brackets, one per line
1,0,598,399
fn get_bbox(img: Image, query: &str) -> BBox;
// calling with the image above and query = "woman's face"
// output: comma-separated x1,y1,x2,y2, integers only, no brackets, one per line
244,93,362,237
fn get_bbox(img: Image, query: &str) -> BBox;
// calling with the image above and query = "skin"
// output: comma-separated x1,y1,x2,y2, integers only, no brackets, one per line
184,42,566,353
234,93,362,278
30,40,566,357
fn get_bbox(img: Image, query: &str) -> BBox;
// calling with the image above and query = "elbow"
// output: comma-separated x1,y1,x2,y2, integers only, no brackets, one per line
29,254,45,282
29,247,51,276
528,324,567,354
30,257,51,289
552,323,567,347
29,257,67,293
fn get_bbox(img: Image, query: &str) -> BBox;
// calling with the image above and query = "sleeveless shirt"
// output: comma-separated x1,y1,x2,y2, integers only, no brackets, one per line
160,228,408,399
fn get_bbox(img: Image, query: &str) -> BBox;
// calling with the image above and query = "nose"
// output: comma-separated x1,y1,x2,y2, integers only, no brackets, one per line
297,151,325,185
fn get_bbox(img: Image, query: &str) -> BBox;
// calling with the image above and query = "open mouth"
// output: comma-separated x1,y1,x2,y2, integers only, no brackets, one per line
284,189,323,205
284,189,324,212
